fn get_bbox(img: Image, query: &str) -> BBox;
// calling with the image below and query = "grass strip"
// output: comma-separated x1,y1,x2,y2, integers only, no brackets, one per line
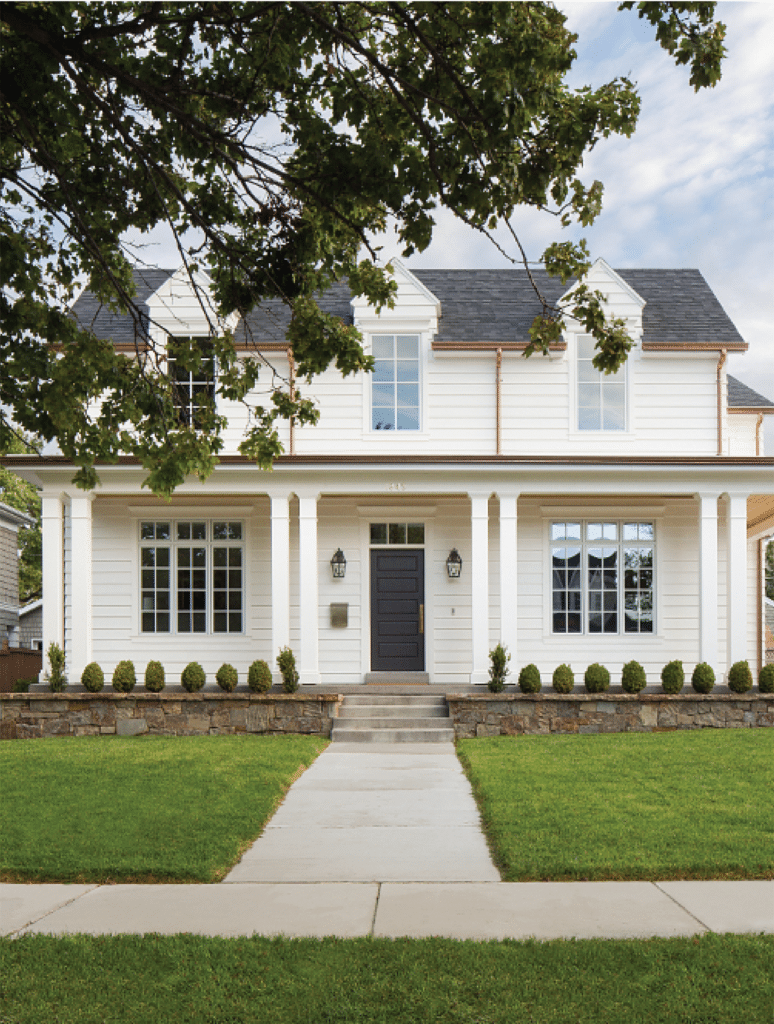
1,933,771,1023
457,730,774,881
0,735,327,883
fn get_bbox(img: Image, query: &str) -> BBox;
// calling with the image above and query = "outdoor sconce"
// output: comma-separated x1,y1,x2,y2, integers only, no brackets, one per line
330,548,347,578
446,548,462,578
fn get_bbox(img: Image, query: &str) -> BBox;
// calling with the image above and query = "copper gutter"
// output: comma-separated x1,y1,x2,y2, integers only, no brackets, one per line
496,348,502,455
756,413,764,457
717,348,727,456
287,350,296,456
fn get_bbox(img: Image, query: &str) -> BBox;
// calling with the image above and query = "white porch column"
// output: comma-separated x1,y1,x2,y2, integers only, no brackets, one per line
697,492,719,671
270,495,291,664
41,494,65,668
469,493,490,685
68,493,94,681
726,493,749,669
498,493,519,665
298,495,320,685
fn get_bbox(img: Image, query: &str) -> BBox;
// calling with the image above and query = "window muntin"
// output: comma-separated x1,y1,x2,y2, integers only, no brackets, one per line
551,521,654,635
577,334,626,430
371,334,420,430
167,337,215,428
370,522,425,545
140,520,243,634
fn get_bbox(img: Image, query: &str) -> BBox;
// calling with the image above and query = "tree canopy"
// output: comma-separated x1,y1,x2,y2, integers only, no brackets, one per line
0,1,726,494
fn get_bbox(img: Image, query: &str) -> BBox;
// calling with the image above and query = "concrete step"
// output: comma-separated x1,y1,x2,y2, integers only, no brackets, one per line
364,672,430,686
334,715,450,730
338,705,449,719
343,695,447,707
330,726,456,744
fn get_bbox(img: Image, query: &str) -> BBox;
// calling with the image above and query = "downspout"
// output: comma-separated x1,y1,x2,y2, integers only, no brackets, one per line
757,539,764,677
755,412,764,457
496,348,502,455
716,348,727,456
287,349,295,456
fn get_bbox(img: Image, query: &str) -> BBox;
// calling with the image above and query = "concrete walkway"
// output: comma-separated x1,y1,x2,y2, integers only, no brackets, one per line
2,743,772,940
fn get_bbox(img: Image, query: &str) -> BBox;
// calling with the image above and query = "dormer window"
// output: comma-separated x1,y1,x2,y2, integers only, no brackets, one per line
371,334,420,430
577,334,626,430
167,337,215,428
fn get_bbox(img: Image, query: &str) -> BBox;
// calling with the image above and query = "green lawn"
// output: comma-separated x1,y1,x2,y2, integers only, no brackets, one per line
0,735,327,883
457,730,774,882
1,934,771,1023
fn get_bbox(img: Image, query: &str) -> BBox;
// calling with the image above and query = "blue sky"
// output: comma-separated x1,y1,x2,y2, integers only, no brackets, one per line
397,1,774,448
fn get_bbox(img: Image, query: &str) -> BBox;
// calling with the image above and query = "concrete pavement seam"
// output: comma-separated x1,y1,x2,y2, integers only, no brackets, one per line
652,881,711,933
370,883,381,937
5,884,100,938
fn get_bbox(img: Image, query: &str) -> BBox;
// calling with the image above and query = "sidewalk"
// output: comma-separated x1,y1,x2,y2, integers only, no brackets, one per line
2,743,772,940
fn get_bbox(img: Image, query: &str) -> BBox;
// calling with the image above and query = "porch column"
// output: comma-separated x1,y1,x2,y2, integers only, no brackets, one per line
270,495,291,664
469,493,490,685
697,492,719,670
68,494,94,681
41,494,65,669
498,493,519,665
298,495,320,685
726,493,749,669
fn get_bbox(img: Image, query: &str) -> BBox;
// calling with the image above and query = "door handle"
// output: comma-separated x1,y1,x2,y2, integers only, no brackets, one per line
419,604,424,634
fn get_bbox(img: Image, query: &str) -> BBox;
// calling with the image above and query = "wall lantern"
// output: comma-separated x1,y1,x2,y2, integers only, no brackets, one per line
330,549,347,578
446,548,462,578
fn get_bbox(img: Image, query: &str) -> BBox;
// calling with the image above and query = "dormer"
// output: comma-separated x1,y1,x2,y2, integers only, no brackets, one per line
351,260,441,338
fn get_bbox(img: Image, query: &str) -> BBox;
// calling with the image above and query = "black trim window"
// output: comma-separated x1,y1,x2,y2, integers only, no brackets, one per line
371,334,420,430
140,520,244,634
551,521,654,635
167,337,215,427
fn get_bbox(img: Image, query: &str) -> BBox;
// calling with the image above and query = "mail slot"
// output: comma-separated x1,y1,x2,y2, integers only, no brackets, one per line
330,603,348,628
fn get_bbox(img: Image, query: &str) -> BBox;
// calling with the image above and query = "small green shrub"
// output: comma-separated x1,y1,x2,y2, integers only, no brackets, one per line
552,664,574,694
247,659,272,693
13,677,36,693
46,642,66,692
112,660,136,693
518,664,542,694
727,660,753,694
488,643,510,693
759,664,774,693
277,646,299,693
691,662,715,694
216,663,238,693
144,660,165,693
661,660,684,694
621,660,647,694
584,663,610,693
181,662,206,693
81,662,104,693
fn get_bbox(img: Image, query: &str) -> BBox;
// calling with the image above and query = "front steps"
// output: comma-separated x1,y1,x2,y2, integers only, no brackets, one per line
331,694,455,743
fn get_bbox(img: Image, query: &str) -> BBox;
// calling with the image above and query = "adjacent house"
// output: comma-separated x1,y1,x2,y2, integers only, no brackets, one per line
0,501,35,646
7,259,774,687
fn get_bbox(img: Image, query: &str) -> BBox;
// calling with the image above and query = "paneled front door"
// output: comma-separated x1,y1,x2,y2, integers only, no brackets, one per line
370,549,425,671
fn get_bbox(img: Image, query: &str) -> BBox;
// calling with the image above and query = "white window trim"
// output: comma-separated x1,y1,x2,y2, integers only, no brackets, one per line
360,331,431,440
542,514,662,640
568,332,638,440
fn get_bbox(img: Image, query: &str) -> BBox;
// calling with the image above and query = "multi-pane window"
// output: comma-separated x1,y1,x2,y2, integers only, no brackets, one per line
140,520,243,634
371,334,420,430
167,337,215,427
370,523,425,545
577,334,626,430
551,521,654,635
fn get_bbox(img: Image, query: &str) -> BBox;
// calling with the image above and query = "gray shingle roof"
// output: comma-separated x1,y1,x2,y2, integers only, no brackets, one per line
727,375,774,409
71,266,747,352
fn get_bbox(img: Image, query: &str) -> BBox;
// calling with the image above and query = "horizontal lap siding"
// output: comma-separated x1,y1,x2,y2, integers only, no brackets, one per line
90,498,272,681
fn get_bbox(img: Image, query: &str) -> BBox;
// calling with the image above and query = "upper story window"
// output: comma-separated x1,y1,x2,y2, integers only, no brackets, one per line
577,334,625,430
371,334,420,430
140,520,243,635
167,337,215,427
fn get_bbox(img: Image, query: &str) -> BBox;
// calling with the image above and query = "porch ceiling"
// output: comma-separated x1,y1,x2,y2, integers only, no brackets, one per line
748,495,774,538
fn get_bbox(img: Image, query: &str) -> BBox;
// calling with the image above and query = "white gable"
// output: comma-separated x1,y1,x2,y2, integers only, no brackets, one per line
146,265,238,338
351,259,441,335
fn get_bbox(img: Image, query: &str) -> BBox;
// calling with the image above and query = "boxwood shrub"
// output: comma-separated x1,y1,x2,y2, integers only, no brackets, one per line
247,659,272,693
181,662,206,693
144,660,165,692
488,643,510,693
691,662,715,694
81,662,104,693
621,660,646,694
727,660,753,694
216,663,238,693
584,663,610,693
759,664,774,693
112,660,136,693
661,660,684,694
552,664,574,694
518,663,541,694
277,646,299,693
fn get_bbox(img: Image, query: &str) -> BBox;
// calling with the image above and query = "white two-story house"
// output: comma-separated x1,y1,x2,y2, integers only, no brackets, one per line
10,259,774,687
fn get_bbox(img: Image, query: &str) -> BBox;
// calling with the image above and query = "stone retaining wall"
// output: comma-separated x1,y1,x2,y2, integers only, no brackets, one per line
447,692,774,738
0,692,343,740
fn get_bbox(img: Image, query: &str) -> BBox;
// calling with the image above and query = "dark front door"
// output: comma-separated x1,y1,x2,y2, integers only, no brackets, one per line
370,549,425,671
